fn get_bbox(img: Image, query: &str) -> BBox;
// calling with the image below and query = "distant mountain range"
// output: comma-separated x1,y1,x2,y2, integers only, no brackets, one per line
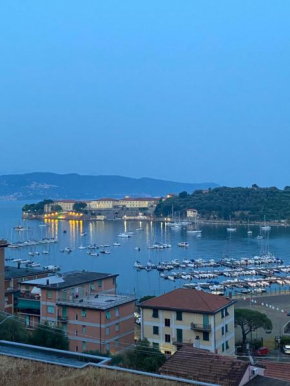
0,173,218,201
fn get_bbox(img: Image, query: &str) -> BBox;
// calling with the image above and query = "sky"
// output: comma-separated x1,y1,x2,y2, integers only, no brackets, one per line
1,1,290,187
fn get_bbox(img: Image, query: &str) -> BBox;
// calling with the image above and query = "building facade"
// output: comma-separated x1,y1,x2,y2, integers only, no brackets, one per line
44,200,76,213
17,271,135,354
139,288,235,356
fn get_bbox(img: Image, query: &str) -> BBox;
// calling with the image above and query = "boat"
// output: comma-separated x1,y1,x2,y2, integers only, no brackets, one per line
135,228,144,231
187,215,202,235
113,243,121,246
90,253,99,257
227,217,237,232
117,233,131,238
134,261,144,269
261,216,271,232
135,247,141,251
247,220,253,236
178,242,189,248
64,247,72,253
13,225,30,231
43,265,60,271
81,232,87,237
42,250,49,254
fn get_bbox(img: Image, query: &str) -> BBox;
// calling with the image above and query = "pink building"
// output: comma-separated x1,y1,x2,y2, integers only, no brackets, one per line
18,271,135,354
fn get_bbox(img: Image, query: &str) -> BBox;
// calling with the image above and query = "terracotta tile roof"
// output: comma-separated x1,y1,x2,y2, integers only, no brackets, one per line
259,361,290,383
159,345,249,386
97,198,118,201
139,288,234,314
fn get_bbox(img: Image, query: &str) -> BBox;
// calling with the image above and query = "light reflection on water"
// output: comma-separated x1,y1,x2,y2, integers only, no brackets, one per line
1,201,290,297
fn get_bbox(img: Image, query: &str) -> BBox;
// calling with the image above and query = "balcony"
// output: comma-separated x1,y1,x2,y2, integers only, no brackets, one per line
191,323,211,332
57,315,68,323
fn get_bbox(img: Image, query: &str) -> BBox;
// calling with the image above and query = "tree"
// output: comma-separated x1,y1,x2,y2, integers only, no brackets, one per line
0,316,29,343
30,322,69,350
73,202,87,212
235,309,272,350
123,339,166,372
179,191,188,199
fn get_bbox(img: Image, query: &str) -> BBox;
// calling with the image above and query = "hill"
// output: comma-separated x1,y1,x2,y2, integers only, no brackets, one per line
155,185,290,221
0,172,218,200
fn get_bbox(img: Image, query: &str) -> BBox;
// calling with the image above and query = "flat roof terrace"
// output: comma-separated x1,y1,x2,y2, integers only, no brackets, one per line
0,341,108,368
57,293,136,310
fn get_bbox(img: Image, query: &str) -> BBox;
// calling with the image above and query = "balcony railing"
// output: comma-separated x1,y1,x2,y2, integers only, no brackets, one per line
191,323,211,332
57,315,68,323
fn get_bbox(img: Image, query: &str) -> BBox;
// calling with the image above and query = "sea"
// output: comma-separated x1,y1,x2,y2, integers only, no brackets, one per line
1,201,290,299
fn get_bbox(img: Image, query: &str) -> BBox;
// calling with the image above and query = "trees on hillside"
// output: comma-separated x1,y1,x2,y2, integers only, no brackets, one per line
235,309,272,350
0,316,29,343
22,200,53,214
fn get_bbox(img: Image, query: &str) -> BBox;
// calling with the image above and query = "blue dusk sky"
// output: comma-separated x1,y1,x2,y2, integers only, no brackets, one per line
1,1,290,187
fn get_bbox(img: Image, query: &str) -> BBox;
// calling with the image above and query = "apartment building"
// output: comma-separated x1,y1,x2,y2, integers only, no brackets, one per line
118,197,159,209
5,266,50,314
139,288,235,355
0,240,8,311
17,271,135,354
88,199,118,210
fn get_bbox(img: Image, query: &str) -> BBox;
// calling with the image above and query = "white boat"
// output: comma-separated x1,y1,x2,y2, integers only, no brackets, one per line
135,228,144,231
81,232,87,237
42,250,49,254
118,233,131,238
13,259,23,263
31,263,41,267
227,217,236,232
113,242,121,246
178,242,189,248
256,235,263,240
261,217,271,232
78,246,87,250
64,247,72,253
90,253,99,257
134,261,144,269
187,215,202,235
43,265,60,271
135,247,141,251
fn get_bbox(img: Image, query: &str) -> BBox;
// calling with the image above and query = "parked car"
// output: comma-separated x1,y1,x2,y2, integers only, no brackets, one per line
254,347,269,356
283,345,290,354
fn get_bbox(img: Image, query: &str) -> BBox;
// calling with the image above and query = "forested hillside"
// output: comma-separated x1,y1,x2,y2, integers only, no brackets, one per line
155,186,290,221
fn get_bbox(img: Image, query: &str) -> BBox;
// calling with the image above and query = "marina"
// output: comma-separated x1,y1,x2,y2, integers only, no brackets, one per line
2,201,290,298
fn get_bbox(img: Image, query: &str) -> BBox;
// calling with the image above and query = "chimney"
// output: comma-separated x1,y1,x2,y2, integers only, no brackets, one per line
194,336,200,349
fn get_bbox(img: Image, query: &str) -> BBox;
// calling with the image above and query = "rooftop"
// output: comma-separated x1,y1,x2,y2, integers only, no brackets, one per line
57,293,136,310
259,361,290,383
159,345,250,386
5,266,49,280
139,288,234,314
22,271,118,290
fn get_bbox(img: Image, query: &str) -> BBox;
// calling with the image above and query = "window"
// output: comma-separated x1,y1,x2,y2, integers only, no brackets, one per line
106,342,110,352
225,307,229,316
176,311,183,321
226,341,229,350
63,324,67,333
75,330,78,336
25,315,29,326
90,284,95,291
47,305,54,314
113,277,116,286
75,314,78,320
115,307,119,317
106,310,111,320
222,326,225,336
203,332,209,341
82,341,86,351
165,334,171,343
222,343,225,352
176,329,183,343
225,324,228,333
152,309,158,318
153,343,159,349
106,327,110,336
98,280,102,288
221,309,224,319
203,314,209,327
82,325,86,334
165,318,170,327
115,339,119,349
153,326,159,335
76,346,78,352
165,351,171,355
82,309,87,317
47,290,52,299
115,323,119,332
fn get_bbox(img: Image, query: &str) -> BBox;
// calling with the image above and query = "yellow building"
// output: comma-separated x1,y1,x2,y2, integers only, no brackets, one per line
44,200,76,213
139,288,235,356
118,197,159,209
186,209,198,218
88,199,118,210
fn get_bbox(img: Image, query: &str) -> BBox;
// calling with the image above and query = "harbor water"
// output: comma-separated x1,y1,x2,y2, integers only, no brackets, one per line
1,201,290,298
